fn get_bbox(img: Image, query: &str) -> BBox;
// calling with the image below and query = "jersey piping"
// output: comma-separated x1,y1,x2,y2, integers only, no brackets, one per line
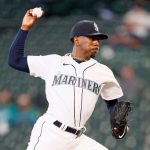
63,63,77,127
79,62,97,127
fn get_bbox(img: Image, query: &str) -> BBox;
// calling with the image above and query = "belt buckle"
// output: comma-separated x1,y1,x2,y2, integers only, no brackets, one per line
76,127,86,138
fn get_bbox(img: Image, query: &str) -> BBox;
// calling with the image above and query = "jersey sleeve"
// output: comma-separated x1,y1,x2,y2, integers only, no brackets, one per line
99,66,123,100
27,54,61,79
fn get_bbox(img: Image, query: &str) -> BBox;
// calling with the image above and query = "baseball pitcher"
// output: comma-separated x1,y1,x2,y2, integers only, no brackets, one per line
8,8,131,150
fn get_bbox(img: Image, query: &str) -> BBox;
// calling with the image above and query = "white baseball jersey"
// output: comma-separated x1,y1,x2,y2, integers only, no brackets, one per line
27,54,123,128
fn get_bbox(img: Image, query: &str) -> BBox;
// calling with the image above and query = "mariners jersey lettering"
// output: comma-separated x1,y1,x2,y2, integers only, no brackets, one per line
52,74,100,95
27,54,123,127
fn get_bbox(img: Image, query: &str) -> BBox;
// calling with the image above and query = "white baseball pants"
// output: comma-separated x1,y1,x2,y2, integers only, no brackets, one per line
26,114,109,150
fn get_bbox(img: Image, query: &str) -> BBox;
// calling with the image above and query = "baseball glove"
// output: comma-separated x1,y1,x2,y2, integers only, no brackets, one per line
110,101,132,139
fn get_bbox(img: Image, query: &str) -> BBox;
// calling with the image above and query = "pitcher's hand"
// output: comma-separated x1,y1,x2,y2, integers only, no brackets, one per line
21,9,38,31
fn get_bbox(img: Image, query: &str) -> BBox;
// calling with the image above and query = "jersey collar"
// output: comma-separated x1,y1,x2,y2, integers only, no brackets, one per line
63,53,97,67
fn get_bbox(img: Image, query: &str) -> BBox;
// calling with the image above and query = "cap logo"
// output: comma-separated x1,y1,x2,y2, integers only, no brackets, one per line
94,23,99,32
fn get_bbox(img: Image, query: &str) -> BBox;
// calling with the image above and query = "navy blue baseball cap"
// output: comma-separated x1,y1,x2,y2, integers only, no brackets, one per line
70,20,108,41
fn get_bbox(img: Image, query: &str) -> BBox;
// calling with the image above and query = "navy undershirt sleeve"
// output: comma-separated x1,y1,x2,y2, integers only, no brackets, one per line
8,29,29,73
104,99,118,113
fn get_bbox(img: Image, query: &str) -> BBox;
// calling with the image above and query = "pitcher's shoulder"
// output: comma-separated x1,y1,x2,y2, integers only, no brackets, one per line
95,61,113,73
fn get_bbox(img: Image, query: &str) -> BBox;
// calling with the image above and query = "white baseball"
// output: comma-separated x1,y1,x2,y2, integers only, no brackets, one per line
32,7,44,18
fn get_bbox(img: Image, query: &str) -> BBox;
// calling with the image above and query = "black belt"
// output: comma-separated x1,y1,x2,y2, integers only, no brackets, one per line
53,120,86,137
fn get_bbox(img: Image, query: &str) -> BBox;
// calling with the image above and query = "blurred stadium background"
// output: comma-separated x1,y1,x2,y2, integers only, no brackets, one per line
0,0,150,150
